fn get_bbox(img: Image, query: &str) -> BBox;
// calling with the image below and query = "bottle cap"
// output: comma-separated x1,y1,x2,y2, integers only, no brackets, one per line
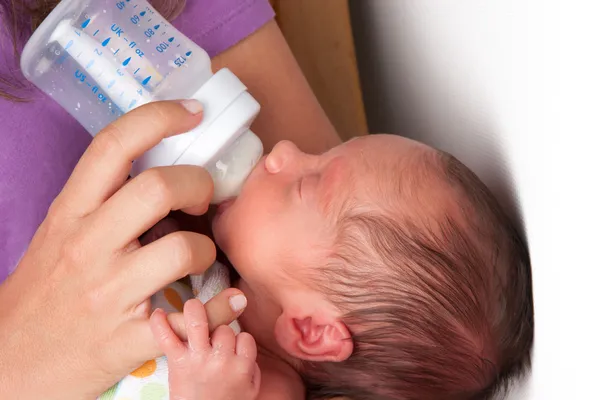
131,68,263,203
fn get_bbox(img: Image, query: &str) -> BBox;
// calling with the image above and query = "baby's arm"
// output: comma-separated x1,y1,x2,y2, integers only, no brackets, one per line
150,299,260,400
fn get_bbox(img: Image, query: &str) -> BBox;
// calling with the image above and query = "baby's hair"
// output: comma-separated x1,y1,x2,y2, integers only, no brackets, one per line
0,0,186,101
302,151,533,400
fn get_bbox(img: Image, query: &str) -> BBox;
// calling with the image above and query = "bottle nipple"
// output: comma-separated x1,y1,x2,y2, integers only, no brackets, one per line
205,129,263,204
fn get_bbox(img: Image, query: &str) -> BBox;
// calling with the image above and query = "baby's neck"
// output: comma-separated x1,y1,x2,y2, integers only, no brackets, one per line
256,350,306,400
233,277,303,369
231,278,305,399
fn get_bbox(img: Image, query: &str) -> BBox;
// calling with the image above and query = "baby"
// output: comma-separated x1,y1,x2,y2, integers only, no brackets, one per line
152,134,534,400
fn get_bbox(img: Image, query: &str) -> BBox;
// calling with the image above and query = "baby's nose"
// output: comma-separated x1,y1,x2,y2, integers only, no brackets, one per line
265,140,302,174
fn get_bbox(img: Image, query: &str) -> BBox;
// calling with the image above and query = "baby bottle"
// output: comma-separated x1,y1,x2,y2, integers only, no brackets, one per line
20,0,263,203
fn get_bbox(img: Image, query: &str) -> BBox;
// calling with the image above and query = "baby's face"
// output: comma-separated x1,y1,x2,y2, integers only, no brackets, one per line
211,135,428,336
212,139,350,292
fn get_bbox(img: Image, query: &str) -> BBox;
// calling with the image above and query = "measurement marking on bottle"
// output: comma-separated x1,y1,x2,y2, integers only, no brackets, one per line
111,24,124,37
102,37,111,47
140,11,146,16
123,57,131,66
94,29,99,37
77,51,83,59
134,68,140,74
64,40,73,50
114,48,120,55
156,41,170,53
142,76,151,85
82,18,91,28
124,38,129,43
74,69,109,104
108,80,116,89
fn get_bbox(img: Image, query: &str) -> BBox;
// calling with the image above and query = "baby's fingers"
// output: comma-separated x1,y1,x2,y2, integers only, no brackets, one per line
252,363,262,395
158,290,247,342
235,332,257,361
235,334,260,393
150,308,187,361
183,299,210,352
211,325,236,353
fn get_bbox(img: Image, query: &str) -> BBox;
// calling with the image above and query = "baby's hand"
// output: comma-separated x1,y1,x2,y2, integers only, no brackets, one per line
150,299,261,400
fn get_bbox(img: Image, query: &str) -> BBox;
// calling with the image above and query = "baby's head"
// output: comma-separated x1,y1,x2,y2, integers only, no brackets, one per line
212,135,533,400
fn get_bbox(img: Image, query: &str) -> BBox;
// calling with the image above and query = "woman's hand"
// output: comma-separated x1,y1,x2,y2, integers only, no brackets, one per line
0,100,244,400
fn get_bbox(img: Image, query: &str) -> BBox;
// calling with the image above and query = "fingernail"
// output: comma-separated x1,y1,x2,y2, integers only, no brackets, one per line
180,99,203,115
151,308,165,317
229,294,247,312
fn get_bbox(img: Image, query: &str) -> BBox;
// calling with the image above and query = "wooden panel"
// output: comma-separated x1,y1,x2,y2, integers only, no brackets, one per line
269,0,367,140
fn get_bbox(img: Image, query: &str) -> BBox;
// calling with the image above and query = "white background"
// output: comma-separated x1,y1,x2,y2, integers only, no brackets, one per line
350,1,600,399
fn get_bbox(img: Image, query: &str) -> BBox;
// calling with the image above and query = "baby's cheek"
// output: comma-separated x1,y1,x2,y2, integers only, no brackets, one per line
215,214,254,264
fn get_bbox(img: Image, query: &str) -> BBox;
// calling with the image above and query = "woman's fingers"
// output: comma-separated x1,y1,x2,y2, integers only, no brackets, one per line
126,289,248,361
116,231,216,306
203,288,247,331
56,100,204,218
87,166,213,250
183,299,210,352
165,289,247,341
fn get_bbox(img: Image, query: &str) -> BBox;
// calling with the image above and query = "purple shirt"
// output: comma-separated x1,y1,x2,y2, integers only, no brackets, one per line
0,0,274,281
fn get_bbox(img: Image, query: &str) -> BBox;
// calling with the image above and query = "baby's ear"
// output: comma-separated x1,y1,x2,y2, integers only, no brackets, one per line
274,310,353,362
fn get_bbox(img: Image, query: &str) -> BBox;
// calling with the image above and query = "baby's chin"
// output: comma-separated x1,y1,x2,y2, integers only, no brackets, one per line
211,197,247,259
211,214,229,253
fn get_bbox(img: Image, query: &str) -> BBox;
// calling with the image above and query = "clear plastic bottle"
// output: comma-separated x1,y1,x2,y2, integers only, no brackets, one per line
21,0,263,203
